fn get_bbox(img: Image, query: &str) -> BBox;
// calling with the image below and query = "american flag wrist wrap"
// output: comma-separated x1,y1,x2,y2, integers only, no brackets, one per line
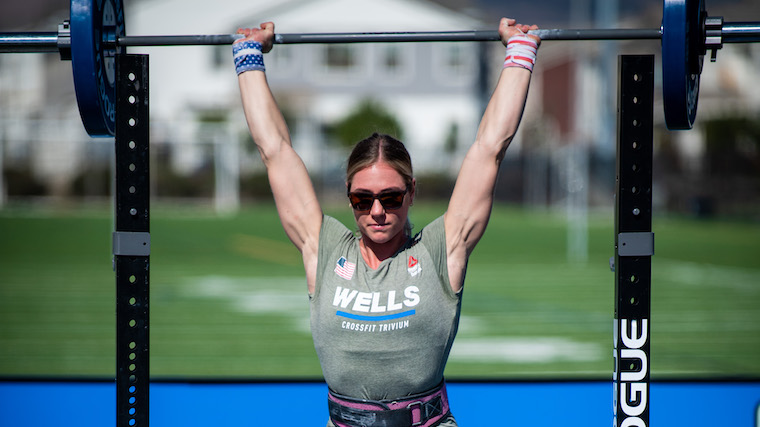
503,34,538,72
233,40,266,75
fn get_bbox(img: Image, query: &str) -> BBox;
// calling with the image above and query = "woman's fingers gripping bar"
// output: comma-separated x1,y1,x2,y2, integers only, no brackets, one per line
235,21,275,53
498,17,541,46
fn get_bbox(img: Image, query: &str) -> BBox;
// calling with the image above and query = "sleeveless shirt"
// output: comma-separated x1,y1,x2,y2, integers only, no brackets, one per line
310,215,462,400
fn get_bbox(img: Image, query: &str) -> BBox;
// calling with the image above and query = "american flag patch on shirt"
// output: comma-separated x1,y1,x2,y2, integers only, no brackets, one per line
334,256,356,280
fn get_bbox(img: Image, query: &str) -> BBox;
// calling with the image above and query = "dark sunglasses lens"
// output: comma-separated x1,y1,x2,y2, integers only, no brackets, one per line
349,191,406,211
349,194,374,210
378,192,405,209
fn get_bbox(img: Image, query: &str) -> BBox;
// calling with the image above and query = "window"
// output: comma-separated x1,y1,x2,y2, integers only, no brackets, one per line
382,45,401,71
443,44,466,74
325,45,357,71
377,45,413,83
433,43,476,85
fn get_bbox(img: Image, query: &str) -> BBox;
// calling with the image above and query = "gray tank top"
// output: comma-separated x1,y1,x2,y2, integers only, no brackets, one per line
310,215,462,400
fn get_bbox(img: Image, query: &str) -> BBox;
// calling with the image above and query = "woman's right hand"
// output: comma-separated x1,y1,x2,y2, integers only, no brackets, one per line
235,22,275,53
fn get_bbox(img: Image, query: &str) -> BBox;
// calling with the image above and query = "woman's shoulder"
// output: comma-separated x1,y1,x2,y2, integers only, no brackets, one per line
320,215,356,243
414,215,445,240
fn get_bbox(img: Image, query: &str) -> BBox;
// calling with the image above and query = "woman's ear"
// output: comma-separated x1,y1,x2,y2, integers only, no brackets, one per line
409,178,417,205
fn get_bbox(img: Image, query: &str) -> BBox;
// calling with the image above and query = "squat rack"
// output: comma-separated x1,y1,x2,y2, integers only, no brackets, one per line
11,0,748,424
107,51,655,427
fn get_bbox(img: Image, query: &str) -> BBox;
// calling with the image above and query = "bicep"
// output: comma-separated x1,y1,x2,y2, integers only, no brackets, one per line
445,142,501,256
266,144,322,256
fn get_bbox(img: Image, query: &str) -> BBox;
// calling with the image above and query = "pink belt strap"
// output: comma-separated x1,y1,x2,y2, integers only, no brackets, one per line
328,382,450,427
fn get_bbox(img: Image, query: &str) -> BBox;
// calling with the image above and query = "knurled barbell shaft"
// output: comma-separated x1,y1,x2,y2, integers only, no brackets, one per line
0,28,667,51
0,23,757,53
118,28,663,46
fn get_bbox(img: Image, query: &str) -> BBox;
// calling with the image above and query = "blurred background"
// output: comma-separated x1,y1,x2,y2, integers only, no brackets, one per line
0,0,758,381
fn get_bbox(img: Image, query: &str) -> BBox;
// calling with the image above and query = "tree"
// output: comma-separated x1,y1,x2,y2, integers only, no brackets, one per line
327,99,404,148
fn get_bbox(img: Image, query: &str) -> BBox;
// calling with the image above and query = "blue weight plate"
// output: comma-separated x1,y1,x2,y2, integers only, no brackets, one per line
71,0,125,137
662,0,705,130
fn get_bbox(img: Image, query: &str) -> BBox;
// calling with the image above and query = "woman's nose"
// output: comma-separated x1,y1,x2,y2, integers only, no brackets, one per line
370,198,385,215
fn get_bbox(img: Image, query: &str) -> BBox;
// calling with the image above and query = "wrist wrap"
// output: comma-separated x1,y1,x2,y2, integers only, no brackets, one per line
233,40,266,75
503,34,538,72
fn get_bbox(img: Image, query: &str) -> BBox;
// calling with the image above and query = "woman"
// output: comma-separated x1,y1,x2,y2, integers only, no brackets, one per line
234,17,540,427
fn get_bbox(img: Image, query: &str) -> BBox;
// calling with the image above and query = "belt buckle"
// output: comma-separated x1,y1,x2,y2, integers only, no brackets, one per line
406,401,424,426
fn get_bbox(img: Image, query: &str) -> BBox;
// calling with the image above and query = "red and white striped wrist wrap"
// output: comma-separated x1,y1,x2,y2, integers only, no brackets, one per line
503,33,538,72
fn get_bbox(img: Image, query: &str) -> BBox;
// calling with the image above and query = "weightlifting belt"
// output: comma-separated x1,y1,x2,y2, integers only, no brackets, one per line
328,382,450,427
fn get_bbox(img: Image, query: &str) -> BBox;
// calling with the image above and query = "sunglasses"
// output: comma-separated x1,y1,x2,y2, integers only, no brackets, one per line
347,188,408,211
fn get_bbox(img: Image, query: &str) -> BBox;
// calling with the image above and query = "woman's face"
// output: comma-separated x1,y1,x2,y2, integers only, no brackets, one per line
348,161,414,245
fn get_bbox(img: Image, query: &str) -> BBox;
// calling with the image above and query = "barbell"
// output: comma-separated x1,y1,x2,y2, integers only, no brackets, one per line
1,0,759,136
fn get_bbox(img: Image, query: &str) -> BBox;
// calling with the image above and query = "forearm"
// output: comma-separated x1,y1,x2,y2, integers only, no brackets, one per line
474,66,532,161
237,71,292,165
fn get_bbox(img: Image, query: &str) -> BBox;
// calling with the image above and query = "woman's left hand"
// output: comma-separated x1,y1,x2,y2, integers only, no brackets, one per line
498,17,540,46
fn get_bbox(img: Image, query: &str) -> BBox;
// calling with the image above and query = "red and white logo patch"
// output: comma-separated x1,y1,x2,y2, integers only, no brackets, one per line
407,255,421,277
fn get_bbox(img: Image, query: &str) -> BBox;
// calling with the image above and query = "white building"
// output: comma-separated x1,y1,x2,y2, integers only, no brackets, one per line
128,0,491,178
2,0,758,214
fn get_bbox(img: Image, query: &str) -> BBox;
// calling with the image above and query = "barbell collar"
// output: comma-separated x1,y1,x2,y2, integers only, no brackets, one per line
58,21,72,60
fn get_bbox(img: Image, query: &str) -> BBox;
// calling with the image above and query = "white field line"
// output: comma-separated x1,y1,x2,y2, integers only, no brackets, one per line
185,276,605,364
449,337,604,364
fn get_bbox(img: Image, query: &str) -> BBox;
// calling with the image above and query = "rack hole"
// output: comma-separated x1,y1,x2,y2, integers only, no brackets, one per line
129,319,137,328
630,275,638,283
129,408,136,415
129,364,136,372
128,141,136,149
129,396,136,405
130,375,137,383
128,95,136,104
129,275,136,283
632,96,638,104
129,163,136,172
633,73,640,82
128,72,136,81
129,297,136,306
632,164,638,172
630,297,638,306
129,186,136,194
128,118,136,127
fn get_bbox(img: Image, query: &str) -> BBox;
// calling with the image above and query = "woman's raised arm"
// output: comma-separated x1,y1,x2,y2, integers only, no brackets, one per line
444,18,540,292
236,23,322,292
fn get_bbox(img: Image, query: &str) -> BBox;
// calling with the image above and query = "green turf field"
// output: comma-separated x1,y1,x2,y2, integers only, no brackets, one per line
1,203,758,379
